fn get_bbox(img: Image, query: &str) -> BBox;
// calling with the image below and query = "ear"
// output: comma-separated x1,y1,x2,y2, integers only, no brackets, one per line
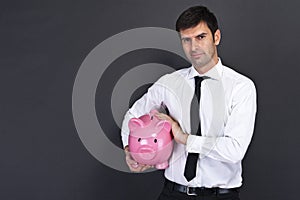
214,29,221,46
128,118,144,131
157,120,171,132
163,121,171,132
150,109,158,116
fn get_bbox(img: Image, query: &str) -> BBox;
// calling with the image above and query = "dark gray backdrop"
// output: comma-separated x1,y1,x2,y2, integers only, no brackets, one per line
1,0,300,199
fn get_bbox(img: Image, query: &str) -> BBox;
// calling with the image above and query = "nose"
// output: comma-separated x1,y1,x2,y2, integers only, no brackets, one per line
139,147,155,160
191,39,199,52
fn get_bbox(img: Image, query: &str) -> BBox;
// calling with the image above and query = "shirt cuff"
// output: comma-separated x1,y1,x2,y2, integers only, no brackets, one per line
186,135,200,153
186,135,216,159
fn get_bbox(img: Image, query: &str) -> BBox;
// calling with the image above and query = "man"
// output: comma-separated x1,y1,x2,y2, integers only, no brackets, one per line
121,6,256,200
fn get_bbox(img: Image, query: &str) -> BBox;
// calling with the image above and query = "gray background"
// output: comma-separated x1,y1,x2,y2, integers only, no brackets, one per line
1,0,300,199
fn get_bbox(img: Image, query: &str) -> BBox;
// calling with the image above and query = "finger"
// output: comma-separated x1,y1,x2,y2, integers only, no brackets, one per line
130,166,141,172
155,112,167,117
127,159,147,171
130,162,139,169
125,154,139,167
126,157,138,167
155,113,169,120
140,165,154,172
131,165,146,172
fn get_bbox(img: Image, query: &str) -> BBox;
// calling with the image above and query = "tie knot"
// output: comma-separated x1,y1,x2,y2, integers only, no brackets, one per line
194,76,204,88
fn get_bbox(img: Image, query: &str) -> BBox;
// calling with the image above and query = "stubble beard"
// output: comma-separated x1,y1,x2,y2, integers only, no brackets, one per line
189,47,217,73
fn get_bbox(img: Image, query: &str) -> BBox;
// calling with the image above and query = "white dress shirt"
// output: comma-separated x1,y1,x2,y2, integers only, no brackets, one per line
121,59,257,188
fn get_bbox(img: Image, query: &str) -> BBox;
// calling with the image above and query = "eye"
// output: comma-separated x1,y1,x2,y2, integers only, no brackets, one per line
138,138,141,142
154,139,157,143
181,38,191,43
196,34,206,40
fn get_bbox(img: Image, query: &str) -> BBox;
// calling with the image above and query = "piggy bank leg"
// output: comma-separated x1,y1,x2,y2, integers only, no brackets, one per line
155,161,169,169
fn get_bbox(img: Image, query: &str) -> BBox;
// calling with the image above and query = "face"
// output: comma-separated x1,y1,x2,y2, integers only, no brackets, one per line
179,21,221,74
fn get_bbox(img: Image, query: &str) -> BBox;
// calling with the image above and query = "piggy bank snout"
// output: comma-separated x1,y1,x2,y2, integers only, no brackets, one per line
138,146,156,160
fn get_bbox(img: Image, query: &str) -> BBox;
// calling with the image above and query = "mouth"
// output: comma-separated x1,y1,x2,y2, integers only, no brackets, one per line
191,53,204,58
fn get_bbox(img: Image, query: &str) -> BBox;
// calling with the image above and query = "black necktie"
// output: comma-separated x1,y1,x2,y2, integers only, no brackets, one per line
184,76,204,182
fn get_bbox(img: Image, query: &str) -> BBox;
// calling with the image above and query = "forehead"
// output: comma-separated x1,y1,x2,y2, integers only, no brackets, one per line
179,21,211,38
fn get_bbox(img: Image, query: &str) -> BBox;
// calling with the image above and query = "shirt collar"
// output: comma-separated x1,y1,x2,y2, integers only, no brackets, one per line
187,58,223,81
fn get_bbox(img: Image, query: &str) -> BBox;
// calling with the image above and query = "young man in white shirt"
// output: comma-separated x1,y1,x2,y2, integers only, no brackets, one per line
121,6,256,200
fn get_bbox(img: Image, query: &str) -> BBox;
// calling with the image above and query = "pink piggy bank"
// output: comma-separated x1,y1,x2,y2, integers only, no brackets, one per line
128,110,174,169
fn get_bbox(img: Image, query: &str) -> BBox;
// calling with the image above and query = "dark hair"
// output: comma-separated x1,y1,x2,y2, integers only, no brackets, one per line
176,6,219,38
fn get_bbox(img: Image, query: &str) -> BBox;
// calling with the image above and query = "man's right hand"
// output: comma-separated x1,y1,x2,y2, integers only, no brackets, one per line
124,146,153,172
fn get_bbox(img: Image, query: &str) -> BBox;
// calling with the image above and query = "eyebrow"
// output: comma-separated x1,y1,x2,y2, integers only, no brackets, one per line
196,33,208,37
181,32,208,39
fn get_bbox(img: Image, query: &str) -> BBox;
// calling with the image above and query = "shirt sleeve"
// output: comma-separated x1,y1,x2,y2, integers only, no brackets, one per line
186,78,257,163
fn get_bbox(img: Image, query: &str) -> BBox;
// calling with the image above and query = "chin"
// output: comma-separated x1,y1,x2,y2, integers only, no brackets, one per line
193,63,205,68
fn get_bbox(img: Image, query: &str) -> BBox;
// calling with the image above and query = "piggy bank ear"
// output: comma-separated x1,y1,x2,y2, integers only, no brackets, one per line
157,120,171,132
150,109,158,116
163,121,171,132
128,118,144,131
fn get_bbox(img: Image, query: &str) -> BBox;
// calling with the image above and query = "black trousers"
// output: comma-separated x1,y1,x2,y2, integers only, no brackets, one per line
157,180,240,200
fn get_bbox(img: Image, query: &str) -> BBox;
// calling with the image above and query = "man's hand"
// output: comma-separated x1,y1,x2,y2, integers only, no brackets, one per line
155,113,188,145
124,146,153,172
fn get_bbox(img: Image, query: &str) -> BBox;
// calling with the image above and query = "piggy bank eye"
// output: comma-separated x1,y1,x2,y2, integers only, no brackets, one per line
138,138,141,142
154,139,157,143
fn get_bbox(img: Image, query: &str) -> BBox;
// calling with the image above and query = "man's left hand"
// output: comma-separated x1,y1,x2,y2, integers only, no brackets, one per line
155,113,188,145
